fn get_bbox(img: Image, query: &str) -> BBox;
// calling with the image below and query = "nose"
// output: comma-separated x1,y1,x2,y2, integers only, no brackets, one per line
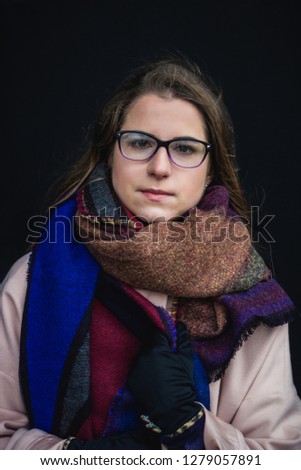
146,146,172,179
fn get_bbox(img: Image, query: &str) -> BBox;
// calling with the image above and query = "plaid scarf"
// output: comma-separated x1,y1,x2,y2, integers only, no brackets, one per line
20,162,297,441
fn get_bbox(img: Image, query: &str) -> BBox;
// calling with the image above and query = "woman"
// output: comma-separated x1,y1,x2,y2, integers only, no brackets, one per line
1,56,301,450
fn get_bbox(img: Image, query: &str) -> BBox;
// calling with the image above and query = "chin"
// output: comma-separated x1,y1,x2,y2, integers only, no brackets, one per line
132,209,166,223
142,212,178,223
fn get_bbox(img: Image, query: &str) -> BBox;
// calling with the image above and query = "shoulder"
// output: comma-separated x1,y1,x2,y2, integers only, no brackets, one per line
1,253,30,322
1,253,30,285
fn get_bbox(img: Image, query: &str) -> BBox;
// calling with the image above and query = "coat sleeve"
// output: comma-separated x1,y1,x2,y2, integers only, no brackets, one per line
203,322,301,449
0,255,65,450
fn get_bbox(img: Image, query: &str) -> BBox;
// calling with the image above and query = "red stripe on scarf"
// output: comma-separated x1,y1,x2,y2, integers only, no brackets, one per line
77,298,141,440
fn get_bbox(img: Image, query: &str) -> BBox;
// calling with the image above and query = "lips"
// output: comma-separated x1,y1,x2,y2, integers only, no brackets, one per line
140,188,173,201
142,188,172,195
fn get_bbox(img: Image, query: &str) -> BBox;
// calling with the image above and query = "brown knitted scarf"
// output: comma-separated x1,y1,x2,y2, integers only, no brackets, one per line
75,164,270,339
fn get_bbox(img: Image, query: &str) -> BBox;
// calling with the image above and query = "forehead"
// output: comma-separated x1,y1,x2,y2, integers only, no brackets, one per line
122,94,207,140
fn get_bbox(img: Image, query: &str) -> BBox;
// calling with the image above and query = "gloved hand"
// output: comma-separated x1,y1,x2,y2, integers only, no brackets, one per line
66,429,160,450
127,322,201,435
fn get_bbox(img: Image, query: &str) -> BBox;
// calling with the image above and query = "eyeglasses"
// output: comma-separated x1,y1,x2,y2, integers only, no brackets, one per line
115,130,211,168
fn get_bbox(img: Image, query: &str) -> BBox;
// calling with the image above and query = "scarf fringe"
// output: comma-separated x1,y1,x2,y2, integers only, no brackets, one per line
26,246,37,282
208,307,299,382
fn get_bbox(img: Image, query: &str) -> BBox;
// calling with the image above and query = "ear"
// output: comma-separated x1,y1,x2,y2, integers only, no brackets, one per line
205,175,213,187
205,158,214,187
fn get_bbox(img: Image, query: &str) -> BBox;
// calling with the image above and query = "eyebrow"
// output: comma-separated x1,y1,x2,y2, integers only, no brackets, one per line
121,130,205,142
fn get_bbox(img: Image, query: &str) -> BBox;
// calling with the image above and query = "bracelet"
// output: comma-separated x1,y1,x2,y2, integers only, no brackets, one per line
63,436,76,450
166,406,204,438
140,404,204,437
140,415,162,433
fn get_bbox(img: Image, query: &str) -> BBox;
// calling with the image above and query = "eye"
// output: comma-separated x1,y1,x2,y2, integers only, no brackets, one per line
131,138,153,149
172,142,196,155
122,133,155,151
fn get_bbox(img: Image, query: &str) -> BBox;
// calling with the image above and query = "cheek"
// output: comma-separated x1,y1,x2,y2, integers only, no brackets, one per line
177,167,208,207
111,152,123,195
111,153,136,200
111,149,125,182
181,168,207,193
186,180,205,204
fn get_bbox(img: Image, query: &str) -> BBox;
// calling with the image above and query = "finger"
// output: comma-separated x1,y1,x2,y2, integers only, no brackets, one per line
144,328,170,350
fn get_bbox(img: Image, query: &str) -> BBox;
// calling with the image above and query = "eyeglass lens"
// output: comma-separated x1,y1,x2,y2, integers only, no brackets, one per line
119,132,207,168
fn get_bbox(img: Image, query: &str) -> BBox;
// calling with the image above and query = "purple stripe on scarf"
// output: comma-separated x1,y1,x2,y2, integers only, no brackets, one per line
193,279,296,381
221,279,295,320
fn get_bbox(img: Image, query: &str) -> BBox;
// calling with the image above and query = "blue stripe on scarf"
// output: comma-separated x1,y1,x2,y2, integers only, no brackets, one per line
193,353,210,410
24,198,99,432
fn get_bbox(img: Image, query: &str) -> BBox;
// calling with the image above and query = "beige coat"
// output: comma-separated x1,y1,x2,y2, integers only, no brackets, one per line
1,255,301,450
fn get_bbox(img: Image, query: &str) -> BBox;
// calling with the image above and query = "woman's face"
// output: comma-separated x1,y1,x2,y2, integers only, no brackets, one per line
111,94,211,221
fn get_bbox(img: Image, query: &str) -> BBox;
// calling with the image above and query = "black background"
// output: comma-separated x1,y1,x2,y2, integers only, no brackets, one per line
1,0,300,395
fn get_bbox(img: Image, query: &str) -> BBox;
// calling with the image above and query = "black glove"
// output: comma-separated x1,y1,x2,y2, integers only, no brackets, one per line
67,429,160,450
127,322,200,435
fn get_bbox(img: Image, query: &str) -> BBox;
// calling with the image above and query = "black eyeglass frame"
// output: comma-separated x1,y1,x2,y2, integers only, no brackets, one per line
115,130,211,168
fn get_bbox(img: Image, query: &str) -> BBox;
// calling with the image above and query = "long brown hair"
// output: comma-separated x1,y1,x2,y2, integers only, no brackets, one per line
52,54,250,222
